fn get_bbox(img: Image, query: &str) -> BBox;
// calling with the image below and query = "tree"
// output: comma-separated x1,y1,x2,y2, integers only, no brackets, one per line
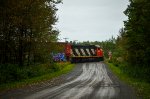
112,0,150,67
0,0,61,66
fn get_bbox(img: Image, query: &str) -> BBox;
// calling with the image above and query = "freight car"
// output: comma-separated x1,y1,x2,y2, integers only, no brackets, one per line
65,43,104,63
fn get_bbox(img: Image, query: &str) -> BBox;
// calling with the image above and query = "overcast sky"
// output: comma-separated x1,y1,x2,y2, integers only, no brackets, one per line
56,0,129,42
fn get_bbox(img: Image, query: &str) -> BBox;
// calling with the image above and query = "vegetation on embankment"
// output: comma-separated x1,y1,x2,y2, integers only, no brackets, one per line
107,61,150,99
0,62,74,91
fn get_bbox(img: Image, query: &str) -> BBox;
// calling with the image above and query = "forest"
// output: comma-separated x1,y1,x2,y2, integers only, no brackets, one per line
116,0,150,82
0,0,62,84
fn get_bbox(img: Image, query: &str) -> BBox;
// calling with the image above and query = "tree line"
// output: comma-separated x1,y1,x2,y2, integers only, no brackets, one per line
115,0,150,82
0,0,61,66
117,0,150,67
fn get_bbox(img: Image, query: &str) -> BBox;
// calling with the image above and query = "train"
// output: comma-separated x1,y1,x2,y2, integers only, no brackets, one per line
65,43,104,63
52,42,104,63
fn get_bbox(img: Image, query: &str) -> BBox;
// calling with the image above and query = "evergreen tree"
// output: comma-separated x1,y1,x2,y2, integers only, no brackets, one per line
123,0,150,66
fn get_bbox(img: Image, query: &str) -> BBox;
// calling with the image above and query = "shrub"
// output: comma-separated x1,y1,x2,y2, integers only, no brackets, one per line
0,62,69,84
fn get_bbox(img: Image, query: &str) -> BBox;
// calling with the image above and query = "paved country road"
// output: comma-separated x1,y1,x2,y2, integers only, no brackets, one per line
0,62,136,99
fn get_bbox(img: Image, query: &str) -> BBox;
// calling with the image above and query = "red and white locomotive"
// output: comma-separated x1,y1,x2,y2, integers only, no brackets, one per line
65,43,104,63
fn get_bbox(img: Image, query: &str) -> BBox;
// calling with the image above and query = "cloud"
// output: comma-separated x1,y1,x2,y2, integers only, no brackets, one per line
56,0,129,42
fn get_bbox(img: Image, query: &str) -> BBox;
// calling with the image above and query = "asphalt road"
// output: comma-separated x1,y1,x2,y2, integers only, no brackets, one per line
0,62,136,99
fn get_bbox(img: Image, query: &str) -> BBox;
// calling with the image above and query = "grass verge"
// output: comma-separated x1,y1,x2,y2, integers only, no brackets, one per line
107,62,150,99
0,62,74,92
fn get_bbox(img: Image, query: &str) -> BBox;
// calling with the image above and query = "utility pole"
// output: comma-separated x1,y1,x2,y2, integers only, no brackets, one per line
74,40,78,43
73,40,78,44
63,38,68,42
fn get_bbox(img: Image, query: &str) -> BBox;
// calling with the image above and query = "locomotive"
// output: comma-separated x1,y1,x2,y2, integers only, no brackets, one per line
65,43,104,63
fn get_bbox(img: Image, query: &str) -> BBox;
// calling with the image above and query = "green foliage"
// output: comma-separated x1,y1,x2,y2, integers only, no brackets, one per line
0,0,60,66
110,1,150,91
123,0,150,66
0,62,69,84
50,62,68,71
108,57,120,67
0,62,74,91
107,62,150,99
120,65,150,83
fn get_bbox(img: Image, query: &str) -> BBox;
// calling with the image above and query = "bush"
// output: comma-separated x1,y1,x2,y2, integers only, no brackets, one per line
0,64,19,83
108,57,121,67
118,63,150,83
0,62,69,84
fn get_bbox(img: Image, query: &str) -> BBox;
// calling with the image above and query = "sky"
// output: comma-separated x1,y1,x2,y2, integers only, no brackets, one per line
56,0,129,42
